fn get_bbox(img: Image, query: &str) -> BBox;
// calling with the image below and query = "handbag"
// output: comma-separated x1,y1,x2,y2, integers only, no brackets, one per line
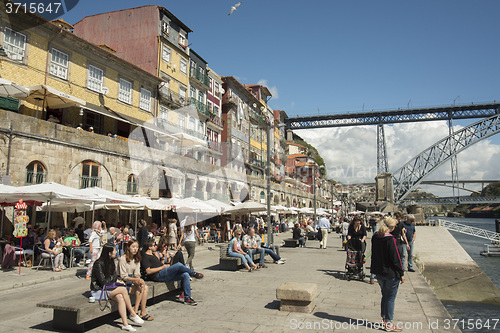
316,228,323,241
99,281,126,310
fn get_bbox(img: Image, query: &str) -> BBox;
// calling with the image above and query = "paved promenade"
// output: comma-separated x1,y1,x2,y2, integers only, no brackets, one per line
0,231,459,332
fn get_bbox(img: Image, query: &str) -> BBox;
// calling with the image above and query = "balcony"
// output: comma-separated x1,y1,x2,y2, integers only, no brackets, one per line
222,94,238,106
250,158,265,169
208,140,223,153
80,175,102,189
189,67,210,87
158,87,189,108
25,170,46,185
185,189,206,200
208,113,223,128
189,97,211,118
250,110,267,126
185,128,205,140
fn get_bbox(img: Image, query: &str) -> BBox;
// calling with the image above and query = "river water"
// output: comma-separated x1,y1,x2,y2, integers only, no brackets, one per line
427,217,500,332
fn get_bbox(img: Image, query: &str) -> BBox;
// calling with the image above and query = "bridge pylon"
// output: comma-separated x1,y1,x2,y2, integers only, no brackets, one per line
375,172,394,203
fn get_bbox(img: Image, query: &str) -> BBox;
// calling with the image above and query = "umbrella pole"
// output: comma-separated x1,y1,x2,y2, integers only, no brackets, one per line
91,201,95,222
129,210,132,226
48,199,52,230
0,206,4,238
134,210,138,235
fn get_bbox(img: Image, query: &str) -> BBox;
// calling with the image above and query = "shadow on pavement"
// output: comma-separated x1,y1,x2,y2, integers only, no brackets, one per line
317,269,345,279
264,300,280,310
314,312,377,329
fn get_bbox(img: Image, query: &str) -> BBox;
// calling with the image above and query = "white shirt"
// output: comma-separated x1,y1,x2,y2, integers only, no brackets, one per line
183,226,197,242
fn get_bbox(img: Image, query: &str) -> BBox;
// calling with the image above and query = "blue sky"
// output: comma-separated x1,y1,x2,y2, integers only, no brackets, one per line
60,0,500,115
59,1,500,193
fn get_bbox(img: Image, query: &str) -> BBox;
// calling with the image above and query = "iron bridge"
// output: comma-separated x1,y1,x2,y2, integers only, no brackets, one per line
285,103,500,130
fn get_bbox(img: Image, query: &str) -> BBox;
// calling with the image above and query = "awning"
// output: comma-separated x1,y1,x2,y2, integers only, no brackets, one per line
81,103,128,123
117,111,178,140
162,167,184,179
26,84,85,109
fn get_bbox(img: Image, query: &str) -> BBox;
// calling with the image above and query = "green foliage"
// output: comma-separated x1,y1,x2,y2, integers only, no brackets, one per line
480,182,500,196
291,132,327,176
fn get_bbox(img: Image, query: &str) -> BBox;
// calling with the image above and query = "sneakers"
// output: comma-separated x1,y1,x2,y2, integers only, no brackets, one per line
129,315,144,326
385,322,402,332
259,264,268,268
280,258,287,262
74,263,81,267
85,276,90,280
85,259,91,264
193,272,204,279
276,260,285,264
408,268,415,272
184,297,198,306
122,325,137,332
176,292,185,302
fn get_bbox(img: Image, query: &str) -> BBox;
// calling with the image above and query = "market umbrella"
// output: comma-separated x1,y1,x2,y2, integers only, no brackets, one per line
0,78,29,98
224,201,267,215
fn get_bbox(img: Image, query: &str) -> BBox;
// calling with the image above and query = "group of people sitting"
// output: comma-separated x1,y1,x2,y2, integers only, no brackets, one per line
90,234,205,331
227,226,286,272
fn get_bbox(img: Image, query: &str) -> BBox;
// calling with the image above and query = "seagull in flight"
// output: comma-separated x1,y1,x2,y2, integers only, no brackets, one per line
228,2,242,16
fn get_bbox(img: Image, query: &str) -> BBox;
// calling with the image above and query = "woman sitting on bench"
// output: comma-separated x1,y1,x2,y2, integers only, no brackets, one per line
90,243,144,331
118,240,153,322
228,230,258,272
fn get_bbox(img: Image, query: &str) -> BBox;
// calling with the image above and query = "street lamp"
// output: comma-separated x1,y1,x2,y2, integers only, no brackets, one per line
265,121,285,247
312,165,325,223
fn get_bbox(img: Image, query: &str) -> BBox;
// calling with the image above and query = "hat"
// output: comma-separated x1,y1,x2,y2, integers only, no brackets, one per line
407,214,415,221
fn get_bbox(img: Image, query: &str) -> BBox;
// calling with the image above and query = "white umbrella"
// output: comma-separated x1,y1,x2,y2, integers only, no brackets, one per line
224,201,267,214
206,198,233,213
0,78,29,98
26,84,86,109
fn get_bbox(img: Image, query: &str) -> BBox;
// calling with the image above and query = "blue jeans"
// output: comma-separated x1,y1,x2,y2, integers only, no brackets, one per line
263,248,280,261
246,248,265,266
403,241,414,270
228,251,253,266
376,275,400,322
155,262,194,298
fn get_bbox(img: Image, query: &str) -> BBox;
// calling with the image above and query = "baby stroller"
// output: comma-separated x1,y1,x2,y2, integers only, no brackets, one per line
344,238,366,281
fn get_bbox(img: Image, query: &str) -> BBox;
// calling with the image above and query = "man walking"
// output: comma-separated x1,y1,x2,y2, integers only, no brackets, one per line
403,214,416,272
317,216,330,249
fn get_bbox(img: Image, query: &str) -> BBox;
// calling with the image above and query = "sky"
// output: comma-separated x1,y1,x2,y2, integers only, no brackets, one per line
58,0,500,196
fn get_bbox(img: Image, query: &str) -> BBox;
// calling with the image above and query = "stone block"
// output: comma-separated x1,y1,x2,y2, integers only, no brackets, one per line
276,282,317,302
279,299,315,313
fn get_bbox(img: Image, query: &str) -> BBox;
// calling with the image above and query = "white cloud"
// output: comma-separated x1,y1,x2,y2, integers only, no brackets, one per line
296,121,500,197
257,79,279,99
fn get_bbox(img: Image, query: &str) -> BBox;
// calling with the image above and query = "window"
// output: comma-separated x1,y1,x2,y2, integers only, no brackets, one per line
162,44,171,62
198,120,204,134
87,65,103,93
188,116,195,131
140,88,151,111
179,86,187,104
190,86,196,98
25,161,45,185
127,174,138,195
214,105,219,116
180,58,187,74
161,21,170,35
214,82,219,95
50,48,68,79
179,33,186,46
190,60,196,72
159,104,169,120
178,114,185,128
80,161,101,188
3,28,26,61
118,78,132,104
198,91,204,103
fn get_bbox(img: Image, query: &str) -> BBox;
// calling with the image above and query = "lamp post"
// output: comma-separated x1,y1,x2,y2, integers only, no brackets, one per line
264,121,285,247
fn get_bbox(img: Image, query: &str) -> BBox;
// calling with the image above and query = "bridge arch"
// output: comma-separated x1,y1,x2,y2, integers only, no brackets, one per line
393,114,500,202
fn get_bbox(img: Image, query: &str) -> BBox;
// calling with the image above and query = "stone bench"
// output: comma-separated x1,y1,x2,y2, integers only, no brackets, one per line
283,238,299,247
276,282,317,313
36,280,181,332
218,243,261,271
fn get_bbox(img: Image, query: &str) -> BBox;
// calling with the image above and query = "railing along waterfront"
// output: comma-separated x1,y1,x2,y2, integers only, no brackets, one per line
435,219,500,242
